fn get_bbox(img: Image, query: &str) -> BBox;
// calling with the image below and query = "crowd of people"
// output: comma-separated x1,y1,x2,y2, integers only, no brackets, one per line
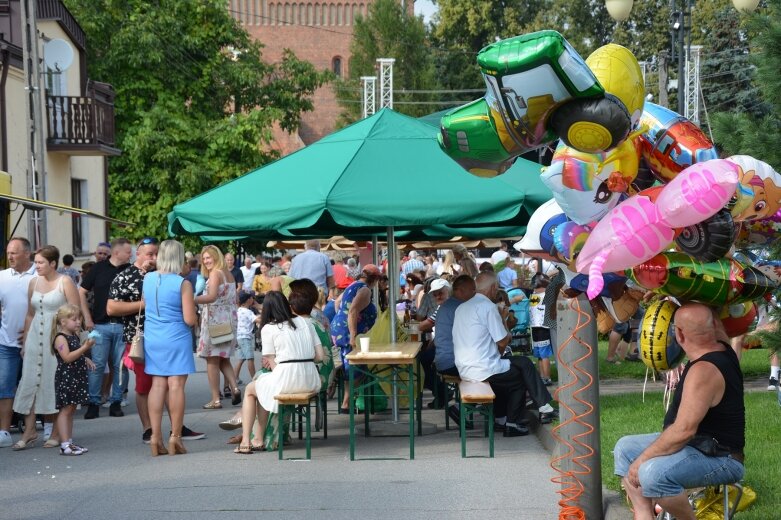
0,232,751,518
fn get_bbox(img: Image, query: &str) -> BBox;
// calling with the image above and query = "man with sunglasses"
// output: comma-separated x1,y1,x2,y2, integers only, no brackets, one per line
107,238,205,442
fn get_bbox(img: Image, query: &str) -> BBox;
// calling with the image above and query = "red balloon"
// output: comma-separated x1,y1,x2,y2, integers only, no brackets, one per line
720,303,757,338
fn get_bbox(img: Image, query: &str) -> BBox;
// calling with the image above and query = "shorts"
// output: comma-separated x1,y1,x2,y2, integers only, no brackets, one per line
123,343,152,395
531,327,553,359
237,337,255,360
0,344,22,399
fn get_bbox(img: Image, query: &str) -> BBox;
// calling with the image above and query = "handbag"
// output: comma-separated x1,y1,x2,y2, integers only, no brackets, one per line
208,321,235,345
128,305,145,364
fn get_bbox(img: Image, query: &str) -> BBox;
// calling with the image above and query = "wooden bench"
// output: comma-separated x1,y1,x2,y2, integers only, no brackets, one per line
275,391,319,460
458,381,495,458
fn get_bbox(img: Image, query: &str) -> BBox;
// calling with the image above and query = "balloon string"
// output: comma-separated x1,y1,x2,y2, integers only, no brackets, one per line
550,297,596,520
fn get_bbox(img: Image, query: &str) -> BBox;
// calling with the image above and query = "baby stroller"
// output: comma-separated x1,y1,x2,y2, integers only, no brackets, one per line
507,287,531,355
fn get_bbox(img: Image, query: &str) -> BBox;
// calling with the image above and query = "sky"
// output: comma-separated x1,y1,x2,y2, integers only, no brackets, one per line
414,0,438,23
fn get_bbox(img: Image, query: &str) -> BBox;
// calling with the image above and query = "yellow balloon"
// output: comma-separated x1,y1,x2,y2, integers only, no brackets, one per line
586,44,645,129
640,300,684,371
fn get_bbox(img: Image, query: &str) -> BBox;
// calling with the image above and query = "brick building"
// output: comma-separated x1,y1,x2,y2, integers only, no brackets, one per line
228,0,414,150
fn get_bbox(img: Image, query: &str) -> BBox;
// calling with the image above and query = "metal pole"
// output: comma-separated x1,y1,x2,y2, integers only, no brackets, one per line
386,226,397,343
371,235,379,312
20,0,47,247
673,0,690,116
555,294,602,520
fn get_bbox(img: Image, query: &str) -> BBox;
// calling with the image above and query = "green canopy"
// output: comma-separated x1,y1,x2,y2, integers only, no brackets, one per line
168,108,550,240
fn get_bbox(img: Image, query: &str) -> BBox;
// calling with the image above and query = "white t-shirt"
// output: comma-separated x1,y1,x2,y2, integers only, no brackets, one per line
0,264,37,347
453,293,510,381
236,306,256,339
528,291,547,328
239,266,255,291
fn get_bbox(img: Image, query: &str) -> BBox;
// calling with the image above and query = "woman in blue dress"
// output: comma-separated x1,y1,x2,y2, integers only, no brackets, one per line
143,240,198,457
330,264,381,413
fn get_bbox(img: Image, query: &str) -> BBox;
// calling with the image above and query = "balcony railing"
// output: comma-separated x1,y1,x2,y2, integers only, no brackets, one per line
46,82,120,156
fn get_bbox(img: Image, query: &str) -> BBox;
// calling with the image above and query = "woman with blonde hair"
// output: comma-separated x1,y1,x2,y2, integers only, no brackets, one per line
452,244,479,278
194,245,241,409
143,240,197,455
12,245,80,450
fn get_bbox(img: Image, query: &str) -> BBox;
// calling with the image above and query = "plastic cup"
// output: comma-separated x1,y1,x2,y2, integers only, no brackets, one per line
359,337,370,353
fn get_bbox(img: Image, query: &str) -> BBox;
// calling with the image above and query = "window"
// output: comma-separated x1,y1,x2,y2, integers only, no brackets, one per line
332,56,342,77
71,179,88,255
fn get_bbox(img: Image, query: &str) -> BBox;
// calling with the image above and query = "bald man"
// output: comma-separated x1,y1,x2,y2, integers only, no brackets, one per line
614,303,745,520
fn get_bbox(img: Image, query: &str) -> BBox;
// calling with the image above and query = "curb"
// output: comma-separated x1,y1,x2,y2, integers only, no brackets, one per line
531,412,632,520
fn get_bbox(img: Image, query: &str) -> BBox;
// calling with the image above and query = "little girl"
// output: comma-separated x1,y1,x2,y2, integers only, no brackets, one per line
51,304,96,456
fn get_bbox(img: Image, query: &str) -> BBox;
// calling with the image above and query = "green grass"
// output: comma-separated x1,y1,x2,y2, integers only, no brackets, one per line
588,340,772,380
600,391,781,520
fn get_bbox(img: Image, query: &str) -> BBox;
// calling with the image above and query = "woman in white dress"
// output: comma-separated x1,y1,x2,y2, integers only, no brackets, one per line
233,291,323,454
12,246,80,450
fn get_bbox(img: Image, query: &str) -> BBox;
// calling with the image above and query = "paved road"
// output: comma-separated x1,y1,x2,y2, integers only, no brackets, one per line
0,357,560,520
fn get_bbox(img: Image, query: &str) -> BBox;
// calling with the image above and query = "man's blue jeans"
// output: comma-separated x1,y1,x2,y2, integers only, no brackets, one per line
88,323,125,405
614,433,744,497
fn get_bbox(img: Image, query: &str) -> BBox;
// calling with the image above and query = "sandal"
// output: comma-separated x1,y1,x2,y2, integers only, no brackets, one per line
43,438,60,448
250,443,265,452
12,436,38,451
234,444,253,454
202,401,223,409
605,357,622,365
231,387,242,406
60,444,84,456
226,433,242,444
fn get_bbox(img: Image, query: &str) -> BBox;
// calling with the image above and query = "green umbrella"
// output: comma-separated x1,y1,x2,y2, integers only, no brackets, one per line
168,108,548,238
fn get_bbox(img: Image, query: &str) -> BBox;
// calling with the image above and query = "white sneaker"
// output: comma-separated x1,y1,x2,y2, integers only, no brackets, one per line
121,399,128,407
102,401,111,409
0,430,13,448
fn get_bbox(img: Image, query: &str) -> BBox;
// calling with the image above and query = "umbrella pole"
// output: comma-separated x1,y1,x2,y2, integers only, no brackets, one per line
372,235,380,313
387,226,398,343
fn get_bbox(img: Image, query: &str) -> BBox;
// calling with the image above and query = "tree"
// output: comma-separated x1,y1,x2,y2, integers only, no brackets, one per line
430,0,549,100
64,0,330,245
336,0,437,125
711,0,781,168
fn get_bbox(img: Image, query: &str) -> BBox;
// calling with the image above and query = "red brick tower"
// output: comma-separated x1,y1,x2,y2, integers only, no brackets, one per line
228,0,414,149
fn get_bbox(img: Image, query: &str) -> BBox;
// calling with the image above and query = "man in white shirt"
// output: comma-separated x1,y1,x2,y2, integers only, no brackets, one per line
239,257,255,292
0,237,36,447
453,272,557,437
288,240,335,299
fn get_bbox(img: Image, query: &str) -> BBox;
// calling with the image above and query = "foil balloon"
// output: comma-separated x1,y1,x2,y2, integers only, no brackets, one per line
674,209,736,262
514,199,568,261
720,302,757,338
553,220,592,268
640,300,685,371
439,30,604,176
542,138,640,224
727,155,781,221
627,251,775,306
638,102,718,183
575,159,739,299
735,210,781,248
550,43,643,153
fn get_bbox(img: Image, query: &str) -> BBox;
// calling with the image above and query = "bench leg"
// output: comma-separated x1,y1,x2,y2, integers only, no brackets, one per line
460,401,467,458
488,403,494,458
304,402,312,460
320,390,328,440
278,406,286,460
298,404,304,441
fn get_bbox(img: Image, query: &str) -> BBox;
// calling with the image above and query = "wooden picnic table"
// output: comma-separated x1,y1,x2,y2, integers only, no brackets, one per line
345,341,422,460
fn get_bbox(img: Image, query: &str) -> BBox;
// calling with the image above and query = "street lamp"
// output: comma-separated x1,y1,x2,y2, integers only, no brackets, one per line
605,0,759,116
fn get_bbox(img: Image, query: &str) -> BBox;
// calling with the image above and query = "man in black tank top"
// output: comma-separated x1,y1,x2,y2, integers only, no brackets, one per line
613,303,745,520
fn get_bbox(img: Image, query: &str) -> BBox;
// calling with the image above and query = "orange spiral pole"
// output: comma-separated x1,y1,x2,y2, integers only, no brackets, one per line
549,296,600,520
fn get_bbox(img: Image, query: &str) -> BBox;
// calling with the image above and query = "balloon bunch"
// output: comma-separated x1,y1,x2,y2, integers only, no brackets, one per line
441,30,781,369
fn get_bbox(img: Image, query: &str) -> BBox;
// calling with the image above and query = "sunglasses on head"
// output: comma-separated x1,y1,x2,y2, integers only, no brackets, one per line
138,237,159,246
